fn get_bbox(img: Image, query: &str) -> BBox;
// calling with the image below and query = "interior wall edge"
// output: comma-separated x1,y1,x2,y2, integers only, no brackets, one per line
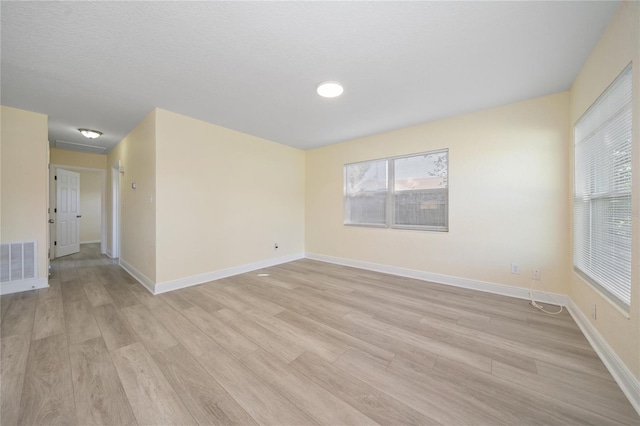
153,252,305,295
119,257,155,294
567,299,640,415
305,252,569,306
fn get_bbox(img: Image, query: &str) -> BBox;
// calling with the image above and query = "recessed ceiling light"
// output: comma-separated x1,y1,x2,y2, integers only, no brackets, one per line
317,81,344,98
78,128,102,139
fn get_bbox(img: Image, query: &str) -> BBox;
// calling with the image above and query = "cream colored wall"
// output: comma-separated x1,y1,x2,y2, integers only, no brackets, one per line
306,92,570,295
50,148,107,170
78,170,102,243
0,106,49,281
569,1,640,380
155,108,305,284
107,110,156,281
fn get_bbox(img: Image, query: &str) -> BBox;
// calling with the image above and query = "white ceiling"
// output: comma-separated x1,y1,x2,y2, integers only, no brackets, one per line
1,1,618,152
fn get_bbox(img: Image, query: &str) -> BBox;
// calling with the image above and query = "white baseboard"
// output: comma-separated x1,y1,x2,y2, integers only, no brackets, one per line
567,299,640,415
154,252,305,295
305,253,569,306
106,248,114,258
119,258,155,294
80,240,101,244
1,278,49,295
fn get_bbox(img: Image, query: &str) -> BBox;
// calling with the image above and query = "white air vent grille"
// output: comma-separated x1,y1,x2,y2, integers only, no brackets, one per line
1,241,37,283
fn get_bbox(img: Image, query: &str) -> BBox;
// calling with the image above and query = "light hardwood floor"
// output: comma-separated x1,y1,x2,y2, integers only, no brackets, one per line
1,244,637,425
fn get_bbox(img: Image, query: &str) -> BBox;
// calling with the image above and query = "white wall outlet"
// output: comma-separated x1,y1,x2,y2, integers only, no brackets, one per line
511,263,520,274
591,303,597,320
532,268,541,281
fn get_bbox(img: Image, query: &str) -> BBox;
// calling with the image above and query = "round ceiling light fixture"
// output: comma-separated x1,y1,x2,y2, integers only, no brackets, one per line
78,128,102,139
317,81,344,98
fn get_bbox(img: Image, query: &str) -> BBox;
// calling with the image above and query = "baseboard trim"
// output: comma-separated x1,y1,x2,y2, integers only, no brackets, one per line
80,240,101,244
305,253,569,306
1,278,49,295
119,258,155,294
154,252,305,295
567,299,640,415
106,249,114,258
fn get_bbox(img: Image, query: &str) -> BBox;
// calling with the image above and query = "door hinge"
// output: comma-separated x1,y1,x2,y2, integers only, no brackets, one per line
54,241,57,246
54,208,57,213
55,175,57,180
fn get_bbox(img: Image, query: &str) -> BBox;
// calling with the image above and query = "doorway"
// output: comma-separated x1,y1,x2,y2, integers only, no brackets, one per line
49,165,106,260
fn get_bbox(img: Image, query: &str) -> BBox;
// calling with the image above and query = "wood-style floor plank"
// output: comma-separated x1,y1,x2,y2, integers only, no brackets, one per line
242,348,379,425
227,317,306,364
1,297,37,338
18,333,77,425
92,303,138,351
245,309,345,363
82,281,114,307
103,281,140,309
1,334,31,426
149,302,220,357
120,304,178,354
111,342,195,425
1,294,14,324
432,356,620,426
2,245,636,426
69,337,137,425
196,342,316,426
32,296,65,341
153,344,258,426
182,305,258,359
63,295,101,345
492,360,639,424
291,351,439,426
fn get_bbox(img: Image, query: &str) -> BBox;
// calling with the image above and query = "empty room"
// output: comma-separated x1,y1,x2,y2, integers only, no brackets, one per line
1,1,639,425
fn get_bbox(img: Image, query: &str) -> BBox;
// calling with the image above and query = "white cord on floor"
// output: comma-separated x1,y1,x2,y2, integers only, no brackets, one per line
529,279,563,315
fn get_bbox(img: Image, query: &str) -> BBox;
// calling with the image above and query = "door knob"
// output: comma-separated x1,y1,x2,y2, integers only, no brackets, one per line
48,219,54,223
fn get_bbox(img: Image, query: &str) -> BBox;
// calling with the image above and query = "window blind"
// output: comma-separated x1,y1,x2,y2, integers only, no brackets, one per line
573,64,632,309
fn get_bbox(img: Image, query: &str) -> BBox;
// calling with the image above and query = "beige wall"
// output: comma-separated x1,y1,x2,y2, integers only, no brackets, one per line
107,110,156,282
50,148,107,170
306,92,570,295
1,106,49,282
154,108,305,284
569,1,640,379
78,170,102,243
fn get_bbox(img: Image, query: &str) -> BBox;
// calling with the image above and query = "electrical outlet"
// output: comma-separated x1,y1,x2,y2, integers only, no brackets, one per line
511,263,520,274
591,303,597,320
532,268,541,281
274,243,279,250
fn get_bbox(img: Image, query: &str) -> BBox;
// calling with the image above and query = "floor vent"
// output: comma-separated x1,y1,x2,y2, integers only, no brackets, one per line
1,241,37,283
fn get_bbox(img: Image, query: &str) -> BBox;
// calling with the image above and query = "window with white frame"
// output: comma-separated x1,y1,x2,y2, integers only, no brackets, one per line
573,64,632,309
344,149,448,231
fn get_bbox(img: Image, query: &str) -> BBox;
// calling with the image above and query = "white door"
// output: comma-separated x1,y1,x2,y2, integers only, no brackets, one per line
56,169,81,257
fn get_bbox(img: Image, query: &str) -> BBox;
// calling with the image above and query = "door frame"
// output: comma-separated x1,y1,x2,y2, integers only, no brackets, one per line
49,164,107,259
111,161,121,259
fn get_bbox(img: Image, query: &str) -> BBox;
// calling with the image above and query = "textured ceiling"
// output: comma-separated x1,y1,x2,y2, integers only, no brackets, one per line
1,1,619,152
